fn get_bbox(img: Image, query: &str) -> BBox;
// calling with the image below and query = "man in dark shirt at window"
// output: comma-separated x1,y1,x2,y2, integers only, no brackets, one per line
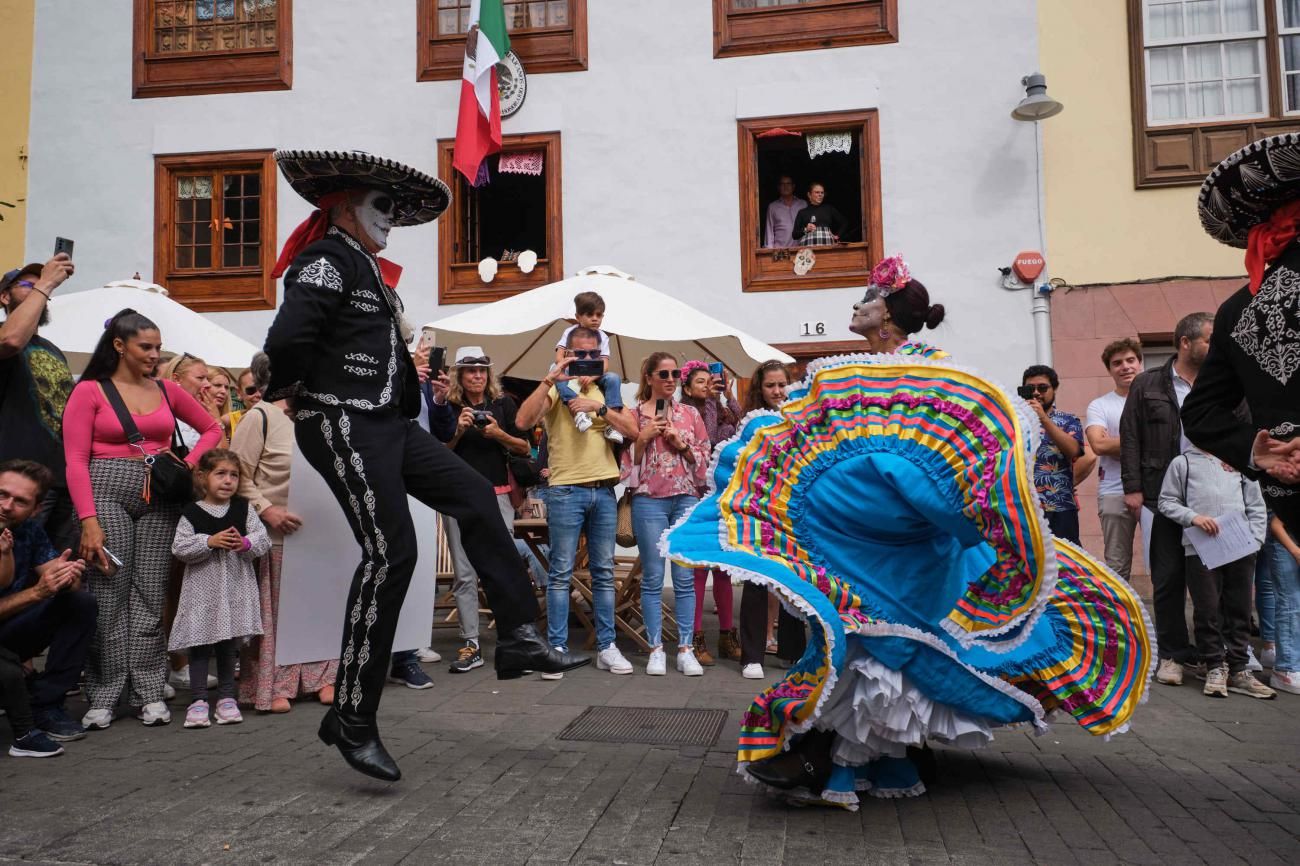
0,460,95,752
0,257,78,553
792,182,847,247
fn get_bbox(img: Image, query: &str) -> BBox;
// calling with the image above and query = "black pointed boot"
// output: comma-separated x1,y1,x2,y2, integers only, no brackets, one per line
494,622,590,680
318,707,401,782
745,728,835,791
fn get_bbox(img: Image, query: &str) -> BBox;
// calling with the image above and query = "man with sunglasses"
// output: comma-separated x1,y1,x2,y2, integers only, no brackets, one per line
0,256,78,553
516,327,641,675
1021,365,1084,544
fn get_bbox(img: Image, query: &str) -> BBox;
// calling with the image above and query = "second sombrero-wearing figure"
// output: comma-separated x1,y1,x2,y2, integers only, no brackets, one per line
264,150,588,782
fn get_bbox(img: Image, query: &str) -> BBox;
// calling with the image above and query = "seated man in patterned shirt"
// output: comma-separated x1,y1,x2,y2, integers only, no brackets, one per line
1022,365,1085,544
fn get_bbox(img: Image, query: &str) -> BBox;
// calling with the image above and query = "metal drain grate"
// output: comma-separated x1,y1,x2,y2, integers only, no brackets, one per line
557,706,728,747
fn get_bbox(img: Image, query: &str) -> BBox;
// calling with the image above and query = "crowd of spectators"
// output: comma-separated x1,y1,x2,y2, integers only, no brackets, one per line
0,255,1294,764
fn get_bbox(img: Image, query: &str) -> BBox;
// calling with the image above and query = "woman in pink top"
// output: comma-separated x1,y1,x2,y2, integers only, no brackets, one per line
62,309,221,730
621,352,711,678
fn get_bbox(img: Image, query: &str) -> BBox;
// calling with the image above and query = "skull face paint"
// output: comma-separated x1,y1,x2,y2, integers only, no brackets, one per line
356,190,395,250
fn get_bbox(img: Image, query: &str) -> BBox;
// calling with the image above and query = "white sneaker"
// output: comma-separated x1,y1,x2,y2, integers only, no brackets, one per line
138,701,171,726
415,647,442,663
1270,670,1300,694
162,682,176,700
1260,645,1277,669
81,708,113,730
169,665,218,689
676,648,704,676
603,426,625,445
1246,646,1264,672
596,645,633,675
573,411,593,432
742,663,764,680
646,648,667,676
1155,658,1183,686
541,647,567,680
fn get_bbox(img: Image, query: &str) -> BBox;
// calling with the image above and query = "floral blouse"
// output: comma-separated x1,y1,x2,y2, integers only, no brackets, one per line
681,394,743,447
620,400,711,498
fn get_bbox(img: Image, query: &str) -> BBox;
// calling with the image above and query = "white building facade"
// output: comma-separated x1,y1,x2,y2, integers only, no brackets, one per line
24,0,1045,383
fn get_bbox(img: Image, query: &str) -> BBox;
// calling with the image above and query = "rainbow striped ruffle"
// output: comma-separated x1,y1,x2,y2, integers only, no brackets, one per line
664,348,1153,766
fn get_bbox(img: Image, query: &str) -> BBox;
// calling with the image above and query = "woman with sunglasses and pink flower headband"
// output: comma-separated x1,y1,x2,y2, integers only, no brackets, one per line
622,353,712,676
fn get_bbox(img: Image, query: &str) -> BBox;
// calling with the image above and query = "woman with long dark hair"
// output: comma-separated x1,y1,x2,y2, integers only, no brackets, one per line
62,309,221,730
622,352,711,676
736,360,794,680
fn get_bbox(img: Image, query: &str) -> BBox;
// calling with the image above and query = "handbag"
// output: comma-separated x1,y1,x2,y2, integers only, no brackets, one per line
101,380,195,504
615,408,648,548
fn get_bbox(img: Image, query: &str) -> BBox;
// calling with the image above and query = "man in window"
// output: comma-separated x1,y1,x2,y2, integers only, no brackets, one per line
792,182,847,247
764,176,806,249
264,149,587,783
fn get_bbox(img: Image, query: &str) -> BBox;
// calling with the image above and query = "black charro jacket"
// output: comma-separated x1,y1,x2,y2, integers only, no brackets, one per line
264,226,420,419
1183,245,1300,524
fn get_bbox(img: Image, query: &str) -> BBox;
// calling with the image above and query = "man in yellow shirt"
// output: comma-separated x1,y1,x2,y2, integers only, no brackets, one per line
517,327,639,676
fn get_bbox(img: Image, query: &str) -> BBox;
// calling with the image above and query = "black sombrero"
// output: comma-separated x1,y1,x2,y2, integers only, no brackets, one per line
274,149,451,226
1199,132,1300,248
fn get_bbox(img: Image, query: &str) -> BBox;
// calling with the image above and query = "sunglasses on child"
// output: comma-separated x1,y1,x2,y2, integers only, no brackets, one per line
653,369,683,380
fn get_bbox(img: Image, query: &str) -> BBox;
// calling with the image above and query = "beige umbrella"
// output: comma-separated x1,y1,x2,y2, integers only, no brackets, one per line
423,266,792,382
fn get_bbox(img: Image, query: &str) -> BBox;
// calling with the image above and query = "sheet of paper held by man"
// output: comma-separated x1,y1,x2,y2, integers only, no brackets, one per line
1183,511,1261,571
276,448,438,667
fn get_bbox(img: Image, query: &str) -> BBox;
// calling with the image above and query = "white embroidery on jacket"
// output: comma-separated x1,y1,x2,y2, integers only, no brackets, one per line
1232,266,1300,384
296,257,343,291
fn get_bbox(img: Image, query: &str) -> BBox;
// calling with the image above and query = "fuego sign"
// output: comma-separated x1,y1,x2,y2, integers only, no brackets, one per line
1013,250,1045,283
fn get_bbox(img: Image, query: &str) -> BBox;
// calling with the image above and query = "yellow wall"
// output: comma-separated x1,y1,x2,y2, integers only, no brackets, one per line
1040,1,1243,284
0,0,33,269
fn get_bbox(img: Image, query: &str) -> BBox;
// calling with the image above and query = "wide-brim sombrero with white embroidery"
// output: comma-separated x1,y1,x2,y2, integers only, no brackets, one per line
274,150,451,226
1198,132,1300,248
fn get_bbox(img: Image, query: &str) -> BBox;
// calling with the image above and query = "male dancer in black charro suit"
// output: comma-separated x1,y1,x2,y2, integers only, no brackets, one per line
264,150,587,782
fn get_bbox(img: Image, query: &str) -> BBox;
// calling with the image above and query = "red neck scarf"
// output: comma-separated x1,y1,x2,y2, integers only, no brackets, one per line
1244,198,1300,293
272,192,403,289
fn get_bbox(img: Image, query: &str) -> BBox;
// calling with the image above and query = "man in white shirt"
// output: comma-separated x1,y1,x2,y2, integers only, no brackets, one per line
763,177,807,249
1084,338,1143,581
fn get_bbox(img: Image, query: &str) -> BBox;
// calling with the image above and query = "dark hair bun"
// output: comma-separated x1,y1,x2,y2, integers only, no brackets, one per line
924,303,945,330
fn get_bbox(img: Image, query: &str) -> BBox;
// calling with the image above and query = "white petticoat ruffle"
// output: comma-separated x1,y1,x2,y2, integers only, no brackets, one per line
818,644,995,767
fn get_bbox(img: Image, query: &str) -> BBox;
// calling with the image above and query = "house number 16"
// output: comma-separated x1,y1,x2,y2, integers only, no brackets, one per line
800,322,826,336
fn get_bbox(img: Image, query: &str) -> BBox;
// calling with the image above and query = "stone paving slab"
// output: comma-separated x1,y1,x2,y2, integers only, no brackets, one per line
1,630,1297,866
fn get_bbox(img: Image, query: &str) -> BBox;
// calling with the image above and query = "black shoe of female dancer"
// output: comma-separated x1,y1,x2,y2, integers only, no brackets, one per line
318,708,400,782
745,728,835,791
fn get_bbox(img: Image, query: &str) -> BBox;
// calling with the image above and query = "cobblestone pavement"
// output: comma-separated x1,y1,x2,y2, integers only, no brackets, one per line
1,629,1297,866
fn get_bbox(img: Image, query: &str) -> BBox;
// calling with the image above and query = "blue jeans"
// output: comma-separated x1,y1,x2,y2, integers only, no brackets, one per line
1256,540,1276,643
555,373,624,409
1265,536,1300,673
632,494,699,648
545,485,617,649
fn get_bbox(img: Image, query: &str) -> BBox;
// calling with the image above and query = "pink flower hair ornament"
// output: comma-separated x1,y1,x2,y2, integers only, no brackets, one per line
680,360,712,382
867,254,912,297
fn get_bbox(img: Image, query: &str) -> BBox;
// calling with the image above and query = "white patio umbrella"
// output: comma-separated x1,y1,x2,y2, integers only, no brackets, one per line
423,266,793,381
41,279,263,374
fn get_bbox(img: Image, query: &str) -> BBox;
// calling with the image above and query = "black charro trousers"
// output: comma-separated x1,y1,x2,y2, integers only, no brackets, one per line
294,405,539,715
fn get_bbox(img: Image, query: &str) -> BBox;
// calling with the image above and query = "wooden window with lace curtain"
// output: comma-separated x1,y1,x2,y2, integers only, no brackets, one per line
436,133,564,304
153,151,277,312
133,0,292,98
417,0,587,81
713,0,898,58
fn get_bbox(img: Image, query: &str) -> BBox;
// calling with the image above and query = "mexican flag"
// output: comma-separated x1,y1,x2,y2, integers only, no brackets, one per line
453,0,510,184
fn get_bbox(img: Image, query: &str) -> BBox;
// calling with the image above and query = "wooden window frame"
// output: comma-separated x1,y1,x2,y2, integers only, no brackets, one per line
436,132,564,305
153,150,277,312
416,0,587,82
133,0,292,99
713,0,898,59
1128,0,1300,187
737,109,884,294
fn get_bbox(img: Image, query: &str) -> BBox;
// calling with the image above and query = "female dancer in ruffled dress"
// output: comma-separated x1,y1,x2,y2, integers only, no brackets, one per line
664,255,1154,809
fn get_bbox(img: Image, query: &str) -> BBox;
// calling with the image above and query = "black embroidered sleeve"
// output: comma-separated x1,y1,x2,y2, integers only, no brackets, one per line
264,245,352,401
